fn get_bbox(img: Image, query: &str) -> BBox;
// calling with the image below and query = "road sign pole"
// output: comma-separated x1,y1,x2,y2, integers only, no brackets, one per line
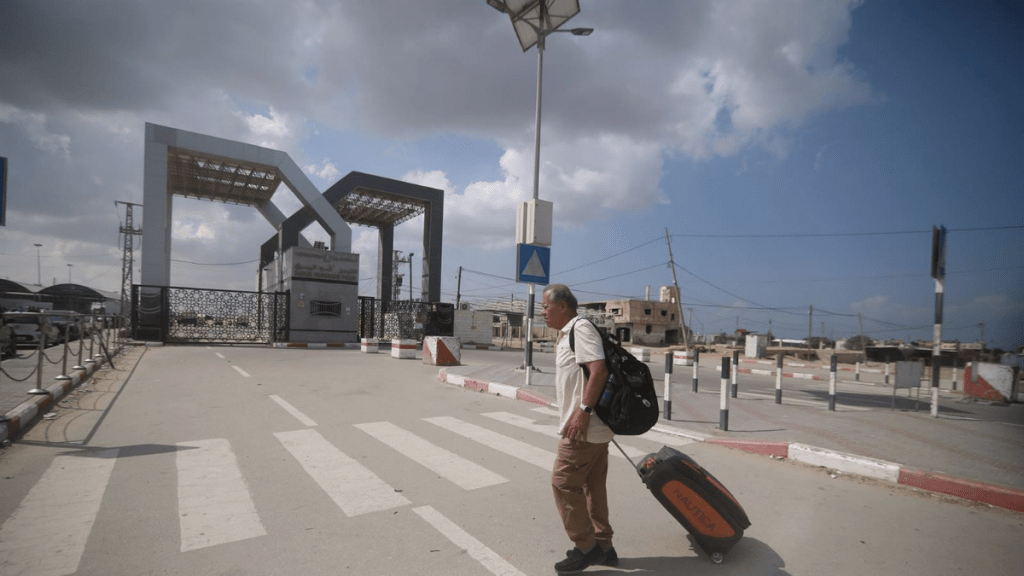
525,284,535,385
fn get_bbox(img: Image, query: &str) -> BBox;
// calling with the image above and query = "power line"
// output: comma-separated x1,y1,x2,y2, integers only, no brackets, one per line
669,224,1023,239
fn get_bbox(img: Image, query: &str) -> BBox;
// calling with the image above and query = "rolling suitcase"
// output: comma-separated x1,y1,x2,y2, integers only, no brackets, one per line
614,442,751,564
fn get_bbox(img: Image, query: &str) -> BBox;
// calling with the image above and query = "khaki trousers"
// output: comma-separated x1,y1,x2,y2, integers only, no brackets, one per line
551,438,613,550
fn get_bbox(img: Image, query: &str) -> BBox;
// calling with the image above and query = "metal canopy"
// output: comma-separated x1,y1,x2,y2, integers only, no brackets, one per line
166,147,282,206
496,0,580,51
334,187,427,227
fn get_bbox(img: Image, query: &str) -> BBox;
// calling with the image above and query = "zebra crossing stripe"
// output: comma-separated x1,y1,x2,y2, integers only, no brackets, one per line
355,421,507,490
413,505,526,576
275,428,411,516
176,439,266,552
424,416,555,470
0,448,119,576
270,394,318,427
483,411,649,460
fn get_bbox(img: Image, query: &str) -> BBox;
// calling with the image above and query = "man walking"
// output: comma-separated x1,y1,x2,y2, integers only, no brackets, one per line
541,284,618,573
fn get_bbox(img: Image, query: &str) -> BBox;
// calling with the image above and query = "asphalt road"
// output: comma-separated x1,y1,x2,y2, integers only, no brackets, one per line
0,345,1021,576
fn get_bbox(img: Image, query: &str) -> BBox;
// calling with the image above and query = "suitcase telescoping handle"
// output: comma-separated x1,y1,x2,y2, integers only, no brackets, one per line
611,438,646,481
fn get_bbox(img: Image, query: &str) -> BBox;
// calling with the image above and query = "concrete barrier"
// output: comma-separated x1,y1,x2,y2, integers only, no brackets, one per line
360,338,379,354
391,339,417,359
965,362,1019,403
423,336,461,366
630,347,651,362
673,351,694,366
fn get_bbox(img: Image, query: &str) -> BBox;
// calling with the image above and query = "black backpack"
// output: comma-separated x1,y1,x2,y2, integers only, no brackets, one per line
569,318,659,435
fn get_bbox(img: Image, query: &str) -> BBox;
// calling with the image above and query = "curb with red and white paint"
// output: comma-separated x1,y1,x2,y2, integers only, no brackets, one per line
437,367,1024,514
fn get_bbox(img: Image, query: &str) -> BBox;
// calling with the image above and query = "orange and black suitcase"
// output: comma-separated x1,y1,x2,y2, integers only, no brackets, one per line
618,443,751,564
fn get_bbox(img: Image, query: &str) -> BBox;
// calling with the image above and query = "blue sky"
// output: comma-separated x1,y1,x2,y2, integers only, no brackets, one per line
0,0,1021,349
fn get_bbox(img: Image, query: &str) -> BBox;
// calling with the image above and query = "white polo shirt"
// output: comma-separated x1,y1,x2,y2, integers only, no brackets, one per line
555,316,614,444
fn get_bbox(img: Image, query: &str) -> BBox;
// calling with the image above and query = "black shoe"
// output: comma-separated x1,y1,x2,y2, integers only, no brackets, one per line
597,546,619,567
566,546,618,567
555,546,605,573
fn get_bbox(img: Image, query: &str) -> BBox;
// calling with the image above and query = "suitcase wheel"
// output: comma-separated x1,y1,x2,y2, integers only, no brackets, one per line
711,552,724,564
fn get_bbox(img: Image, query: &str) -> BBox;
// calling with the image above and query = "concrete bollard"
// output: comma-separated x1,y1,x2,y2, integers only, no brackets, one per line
391,339,417,359
631,347,651,362
423,336,461,366
360,338,379,354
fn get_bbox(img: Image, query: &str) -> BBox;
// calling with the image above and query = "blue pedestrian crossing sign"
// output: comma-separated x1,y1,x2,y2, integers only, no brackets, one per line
516,243,550,285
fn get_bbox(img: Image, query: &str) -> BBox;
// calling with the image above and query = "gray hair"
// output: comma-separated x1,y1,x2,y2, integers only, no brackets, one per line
543,284,578,310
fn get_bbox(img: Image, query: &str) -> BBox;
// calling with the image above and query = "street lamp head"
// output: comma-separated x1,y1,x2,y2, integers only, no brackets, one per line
570,28,593,36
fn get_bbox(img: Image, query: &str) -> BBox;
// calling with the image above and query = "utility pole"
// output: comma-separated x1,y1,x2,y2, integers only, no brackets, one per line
392,250,414,301
808,305,814,353
664,228,690,351
116,201,143,324
455,266,462,310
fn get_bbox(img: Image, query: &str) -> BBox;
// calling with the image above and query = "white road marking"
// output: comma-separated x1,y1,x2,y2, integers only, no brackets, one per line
275,428,410,516
483,411,649,459
176,439,266,552
532,406,559,418
424,416,555,470
740,391,872,411
215,352,225,359
413,506,526,576
638,429,698,448
232,365,251,378
355,421,507,490
269,395,318,427
0,449,119,576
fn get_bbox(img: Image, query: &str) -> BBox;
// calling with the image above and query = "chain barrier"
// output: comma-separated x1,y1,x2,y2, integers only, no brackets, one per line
1,311,127,407
0,363,39,382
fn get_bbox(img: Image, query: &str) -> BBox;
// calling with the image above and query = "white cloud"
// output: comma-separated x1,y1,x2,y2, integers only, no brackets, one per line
304,159,340,182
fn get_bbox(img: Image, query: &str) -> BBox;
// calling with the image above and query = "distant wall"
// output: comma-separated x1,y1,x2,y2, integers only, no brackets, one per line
454,310,491,344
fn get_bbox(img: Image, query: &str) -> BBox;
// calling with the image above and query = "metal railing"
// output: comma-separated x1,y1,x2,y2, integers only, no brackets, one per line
0,311,128,420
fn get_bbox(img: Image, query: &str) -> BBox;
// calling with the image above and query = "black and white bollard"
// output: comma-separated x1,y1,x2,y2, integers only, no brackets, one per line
855,360,861,381
730,350,739,398
775,353,783,404
829,355,838,411
663,352,673,420
720,357,730,431
692,348,700,393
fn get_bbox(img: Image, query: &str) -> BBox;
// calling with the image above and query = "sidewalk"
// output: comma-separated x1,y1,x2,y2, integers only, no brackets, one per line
438,360,1024,513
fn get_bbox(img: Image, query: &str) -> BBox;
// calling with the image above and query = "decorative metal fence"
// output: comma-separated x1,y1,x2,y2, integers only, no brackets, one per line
357,298,454,341
132,285,289,344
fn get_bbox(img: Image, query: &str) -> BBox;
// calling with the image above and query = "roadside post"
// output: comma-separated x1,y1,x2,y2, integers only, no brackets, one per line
27,314,49,396
720,357,730,431
663,353,672,420
930,225,947,418
828,355,838,411
730,350,739,398
691,348,700,393
56,319,72,381
775,353,783,404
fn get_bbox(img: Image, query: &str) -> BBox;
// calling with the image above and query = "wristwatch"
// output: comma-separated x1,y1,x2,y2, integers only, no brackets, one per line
580,404,593,414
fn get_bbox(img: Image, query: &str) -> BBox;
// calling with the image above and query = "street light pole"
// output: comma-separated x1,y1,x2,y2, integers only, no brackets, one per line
67,263,73,283
34,243,42,285
487,0,591,383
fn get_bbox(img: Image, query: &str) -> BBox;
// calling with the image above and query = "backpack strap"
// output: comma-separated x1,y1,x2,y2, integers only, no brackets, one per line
568,317,599,378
